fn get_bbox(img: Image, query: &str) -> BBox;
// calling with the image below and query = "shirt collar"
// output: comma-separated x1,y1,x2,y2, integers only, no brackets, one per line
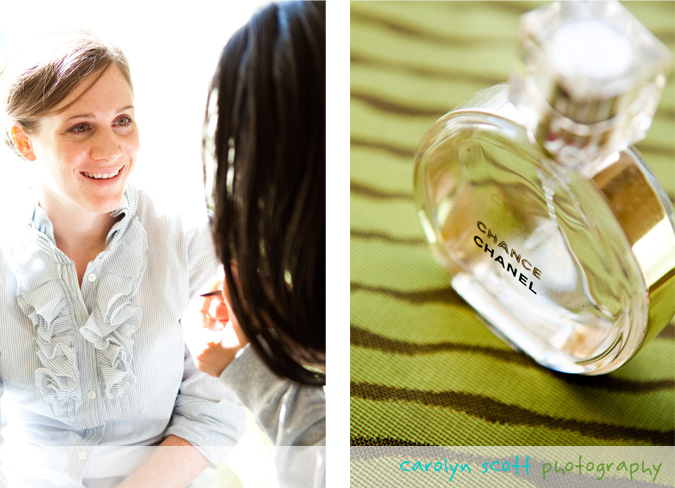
27,183,140,246
107,183,139,246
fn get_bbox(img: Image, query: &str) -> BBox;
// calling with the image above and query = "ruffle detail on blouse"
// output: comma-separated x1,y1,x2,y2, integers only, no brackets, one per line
9,227,82,407
79,213,148,400
8,185,148,405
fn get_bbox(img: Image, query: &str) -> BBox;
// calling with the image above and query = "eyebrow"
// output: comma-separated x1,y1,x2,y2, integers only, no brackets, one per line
65,105,135,121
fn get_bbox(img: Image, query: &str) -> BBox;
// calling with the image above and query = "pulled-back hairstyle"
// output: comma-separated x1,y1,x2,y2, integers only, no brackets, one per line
204,1,325,385
0,29,131,155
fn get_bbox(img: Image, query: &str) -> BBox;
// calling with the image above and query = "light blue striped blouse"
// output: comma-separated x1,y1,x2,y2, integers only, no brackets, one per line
0,184,246,487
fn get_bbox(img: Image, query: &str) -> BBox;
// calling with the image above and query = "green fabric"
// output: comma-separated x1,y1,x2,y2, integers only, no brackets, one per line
350,1,675,446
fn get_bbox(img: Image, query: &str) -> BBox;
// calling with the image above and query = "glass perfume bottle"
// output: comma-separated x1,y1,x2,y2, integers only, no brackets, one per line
413,1,674,374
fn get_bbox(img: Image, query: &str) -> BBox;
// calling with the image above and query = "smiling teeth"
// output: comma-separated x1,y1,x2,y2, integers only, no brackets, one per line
84,169,120,179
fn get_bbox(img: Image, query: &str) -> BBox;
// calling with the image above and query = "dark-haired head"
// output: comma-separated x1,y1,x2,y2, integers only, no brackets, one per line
204,1,325,385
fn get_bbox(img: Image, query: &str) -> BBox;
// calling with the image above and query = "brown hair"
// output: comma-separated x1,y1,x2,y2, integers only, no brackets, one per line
0,29,132,154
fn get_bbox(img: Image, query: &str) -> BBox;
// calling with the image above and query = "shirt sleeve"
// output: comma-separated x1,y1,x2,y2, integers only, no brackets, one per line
219,345,326,447
165,345,246,466
0,370,7,486
184,215,219,300
166,216,247,466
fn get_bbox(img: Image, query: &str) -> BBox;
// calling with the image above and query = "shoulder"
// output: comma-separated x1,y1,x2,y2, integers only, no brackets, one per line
127,184,216,276
131,185,211,243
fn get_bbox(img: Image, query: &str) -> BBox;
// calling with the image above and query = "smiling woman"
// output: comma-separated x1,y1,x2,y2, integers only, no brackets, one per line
2,31,141,283
0,28,248,488
10,64,139,243
0,3,259,215
0,3,294,487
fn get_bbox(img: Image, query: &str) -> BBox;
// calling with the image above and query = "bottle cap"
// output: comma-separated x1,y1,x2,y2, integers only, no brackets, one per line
509,0,672,165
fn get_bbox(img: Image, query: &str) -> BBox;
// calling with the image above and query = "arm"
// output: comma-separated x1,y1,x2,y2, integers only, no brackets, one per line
185,321,326,488
120,216,246,486
183,283,325,447
220,346,325,446
165,218,246,465
164,344,246,464
115,436,209,488
181,277,325,487
0,377,7,488
221,348,326,488
117,345,245,488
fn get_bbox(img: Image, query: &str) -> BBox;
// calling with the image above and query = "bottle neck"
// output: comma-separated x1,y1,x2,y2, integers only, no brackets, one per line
508,73,660,168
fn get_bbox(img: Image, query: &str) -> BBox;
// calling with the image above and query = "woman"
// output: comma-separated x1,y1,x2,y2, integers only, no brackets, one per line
183,0,326,466
0,31,245,487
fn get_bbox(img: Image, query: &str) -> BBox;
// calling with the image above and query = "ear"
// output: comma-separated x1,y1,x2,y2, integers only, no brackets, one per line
11,124,36,161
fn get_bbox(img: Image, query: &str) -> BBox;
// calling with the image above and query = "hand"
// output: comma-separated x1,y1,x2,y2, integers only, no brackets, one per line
182,278,249,377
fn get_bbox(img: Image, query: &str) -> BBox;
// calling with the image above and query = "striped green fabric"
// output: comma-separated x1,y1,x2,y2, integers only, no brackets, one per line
350,1,675,447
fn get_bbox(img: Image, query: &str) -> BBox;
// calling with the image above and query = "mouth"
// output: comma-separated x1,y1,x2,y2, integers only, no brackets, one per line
82,167,123,180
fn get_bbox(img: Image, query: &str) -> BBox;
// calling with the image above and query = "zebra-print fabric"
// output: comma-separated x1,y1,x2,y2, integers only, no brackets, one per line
350,1,675,447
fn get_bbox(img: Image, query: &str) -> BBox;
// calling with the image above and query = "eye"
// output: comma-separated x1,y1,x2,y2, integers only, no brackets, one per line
68,123,91,134
115,116,133,127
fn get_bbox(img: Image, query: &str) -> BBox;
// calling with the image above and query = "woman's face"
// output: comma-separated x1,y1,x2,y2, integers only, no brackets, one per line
18,65,139,216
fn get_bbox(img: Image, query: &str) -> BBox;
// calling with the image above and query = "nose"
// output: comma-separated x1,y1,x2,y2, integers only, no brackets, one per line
90,128,122,162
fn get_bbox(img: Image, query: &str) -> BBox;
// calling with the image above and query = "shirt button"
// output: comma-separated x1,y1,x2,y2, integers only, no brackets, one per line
87,390,97,400
87,273,97,282
78,451,87,460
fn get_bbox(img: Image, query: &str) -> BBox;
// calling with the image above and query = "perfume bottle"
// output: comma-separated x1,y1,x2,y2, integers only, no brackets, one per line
413,1,674,375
